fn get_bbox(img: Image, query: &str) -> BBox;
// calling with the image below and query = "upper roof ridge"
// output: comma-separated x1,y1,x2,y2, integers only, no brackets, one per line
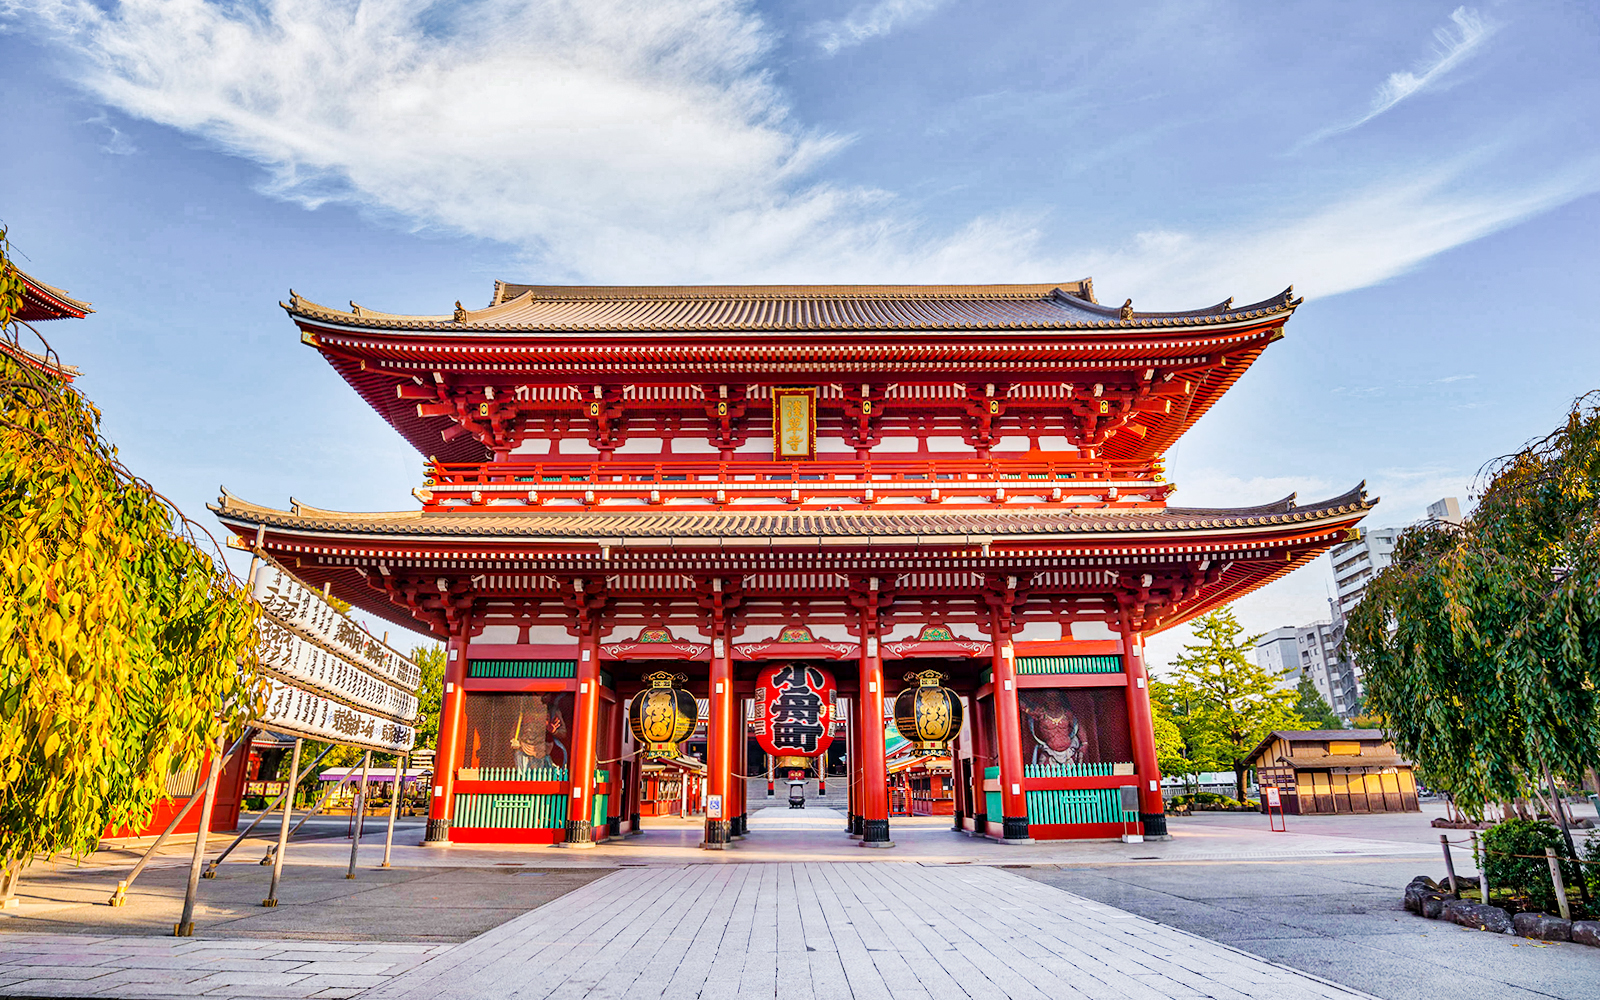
492,281,1096,301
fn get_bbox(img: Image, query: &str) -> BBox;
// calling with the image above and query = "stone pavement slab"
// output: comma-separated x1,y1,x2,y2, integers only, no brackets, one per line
1022,858,1600,1000
363,864,1377,1000
0,934,452,999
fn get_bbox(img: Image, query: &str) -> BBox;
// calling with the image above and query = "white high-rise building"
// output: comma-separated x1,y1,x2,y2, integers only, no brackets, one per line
1252,626,1302,690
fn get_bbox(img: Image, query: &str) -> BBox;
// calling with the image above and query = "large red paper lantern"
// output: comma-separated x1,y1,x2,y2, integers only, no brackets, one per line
753,663,837,758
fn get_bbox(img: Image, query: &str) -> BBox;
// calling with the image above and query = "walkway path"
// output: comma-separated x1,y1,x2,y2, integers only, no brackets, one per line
363,864,1375,1000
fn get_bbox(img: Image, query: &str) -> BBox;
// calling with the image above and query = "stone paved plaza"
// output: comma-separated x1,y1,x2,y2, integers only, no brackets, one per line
2,804,1598,999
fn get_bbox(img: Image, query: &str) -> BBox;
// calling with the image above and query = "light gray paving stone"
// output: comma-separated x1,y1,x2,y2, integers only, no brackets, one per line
0,964,116,980
292,973,390,989
189,969,312,986
0,979,117,996
802,863,896,999
583,865,727,1000
282,961,395,976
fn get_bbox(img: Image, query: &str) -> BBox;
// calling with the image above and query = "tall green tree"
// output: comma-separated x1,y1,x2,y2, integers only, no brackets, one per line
1165,609,1303,802
1293,676,1343,730
0,233,262,899
411,642,446,753
1345,393,1600,817
1149,678,1226,794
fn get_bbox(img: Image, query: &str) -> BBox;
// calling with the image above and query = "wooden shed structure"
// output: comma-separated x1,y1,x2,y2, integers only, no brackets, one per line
1245,730,1419,815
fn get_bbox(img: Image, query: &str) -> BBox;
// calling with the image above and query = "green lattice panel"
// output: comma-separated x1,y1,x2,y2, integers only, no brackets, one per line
1023,762,1131,777
467,660,577,678
1025,787,1137,826
452,793,568,829
1015,655,1122,674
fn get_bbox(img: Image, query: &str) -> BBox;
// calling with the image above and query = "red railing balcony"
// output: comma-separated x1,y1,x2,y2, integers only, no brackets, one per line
413,456,1171,511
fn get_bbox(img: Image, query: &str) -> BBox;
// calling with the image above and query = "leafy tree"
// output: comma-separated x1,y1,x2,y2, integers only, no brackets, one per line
1165,609,1303,802
1150,678,1225,794
0,232,262,899
411,642,445,753
1293,676,1343,730
1346,393,1600,818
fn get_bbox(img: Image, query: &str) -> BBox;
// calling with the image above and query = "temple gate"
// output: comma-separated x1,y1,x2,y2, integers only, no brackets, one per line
215,280,1373,848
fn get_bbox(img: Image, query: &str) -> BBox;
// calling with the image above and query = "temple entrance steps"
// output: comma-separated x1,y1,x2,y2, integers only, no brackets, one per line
746,776,849,810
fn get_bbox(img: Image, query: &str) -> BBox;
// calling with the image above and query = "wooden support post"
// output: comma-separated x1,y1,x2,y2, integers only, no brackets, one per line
564,620,602,848
346,751,371,878
1440,834,1459,898
175,737,226,937
382,754,404,868
858,620,893,848
703,630,734,849
1121,628,1168,838
110,730,252,908
1546,848,1571,920
263,739,302,906
425,624,470,845
1473,832,1490,904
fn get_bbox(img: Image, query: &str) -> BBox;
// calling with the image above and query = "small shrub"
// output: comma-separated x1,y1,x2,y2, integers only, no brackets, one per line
1481,819,1580,913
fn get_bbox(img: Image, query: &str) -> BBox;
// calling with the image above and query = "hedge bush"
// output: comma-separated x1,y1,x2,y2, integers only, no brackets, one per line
1480,819,1581,913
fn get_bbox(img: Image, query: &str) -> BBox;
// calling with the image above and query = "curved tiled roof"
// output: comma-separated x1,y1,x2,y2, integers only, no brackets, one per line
13,266,92,322
213,484,1372,541
285,281,1300,334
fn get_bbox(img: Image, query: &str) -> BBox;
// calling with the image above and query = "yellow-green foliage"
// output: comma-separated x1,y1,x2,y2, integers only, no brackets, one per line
0,234,264,863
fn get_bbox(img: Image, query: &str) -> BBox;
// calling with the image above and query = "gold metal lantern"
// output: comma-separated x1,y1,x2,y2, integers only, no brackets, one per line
893,669,965,750
629,671,698,759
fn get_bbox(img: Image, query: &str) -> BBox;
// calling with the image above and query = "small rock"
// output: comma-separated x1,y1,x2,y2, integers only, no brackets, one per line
1422,894,1450,919
1572,921,1600,948
1450,875,1480,892
1513,912,1571,941
1404,879,1445,913
1443,899,1512,934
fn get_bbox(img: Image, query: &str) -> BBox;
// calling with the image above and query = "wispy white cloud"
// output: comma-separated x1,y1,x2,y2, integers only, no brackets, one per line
1300,6,1499,148
85,112,137,154
807,0,949,56
6,0,1594,307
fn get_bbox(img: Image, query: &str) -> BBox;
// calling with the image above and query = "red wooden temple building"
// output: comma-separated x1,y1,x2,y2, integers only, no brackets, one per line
215,280,1373,848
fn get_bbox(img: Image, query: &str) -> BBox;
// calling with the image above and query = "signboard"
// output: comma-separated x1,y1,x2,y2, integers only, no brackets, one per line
706,794,723,819
751,663,837,758
772,387,817,460
253,561,421,692
1265,786,1281,807
249,555,422,754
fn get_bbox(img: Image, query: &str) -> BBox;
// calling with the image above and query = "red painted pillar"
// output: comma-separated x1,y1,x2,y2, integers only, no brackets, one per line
603,692,624,840
844,696,859,835
703,631,734,848
730,697,747,840
424,624,470,845
858,624,893,848
625,715,644,835
990,612,1031,843
968,689,988,837
1121,626,1168,837
564,621,602,848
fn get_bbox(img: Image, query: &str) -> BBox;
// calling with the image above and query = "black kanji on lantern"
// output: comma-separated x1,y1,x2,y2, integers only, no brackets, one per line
755,662,837,758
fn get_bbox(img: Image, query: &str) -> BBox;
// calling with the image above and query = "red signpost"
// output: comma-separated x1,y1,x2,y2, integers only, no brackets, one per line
1265,785,1287,832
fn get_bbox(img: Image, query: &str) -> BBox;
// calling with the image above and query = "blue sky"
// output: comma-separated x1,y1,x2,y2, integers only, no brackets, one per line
2,0,1597,668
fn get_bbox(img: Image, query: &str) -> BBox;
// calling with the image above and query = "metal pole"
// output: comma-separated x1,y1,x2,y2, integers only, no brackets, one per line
1439,834,1459,898
346,751,371,879
1546,848,1571,921
263,739,302,907
206,742,335,878
175,736,226,936
382,755,405,868
109,730,251,907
